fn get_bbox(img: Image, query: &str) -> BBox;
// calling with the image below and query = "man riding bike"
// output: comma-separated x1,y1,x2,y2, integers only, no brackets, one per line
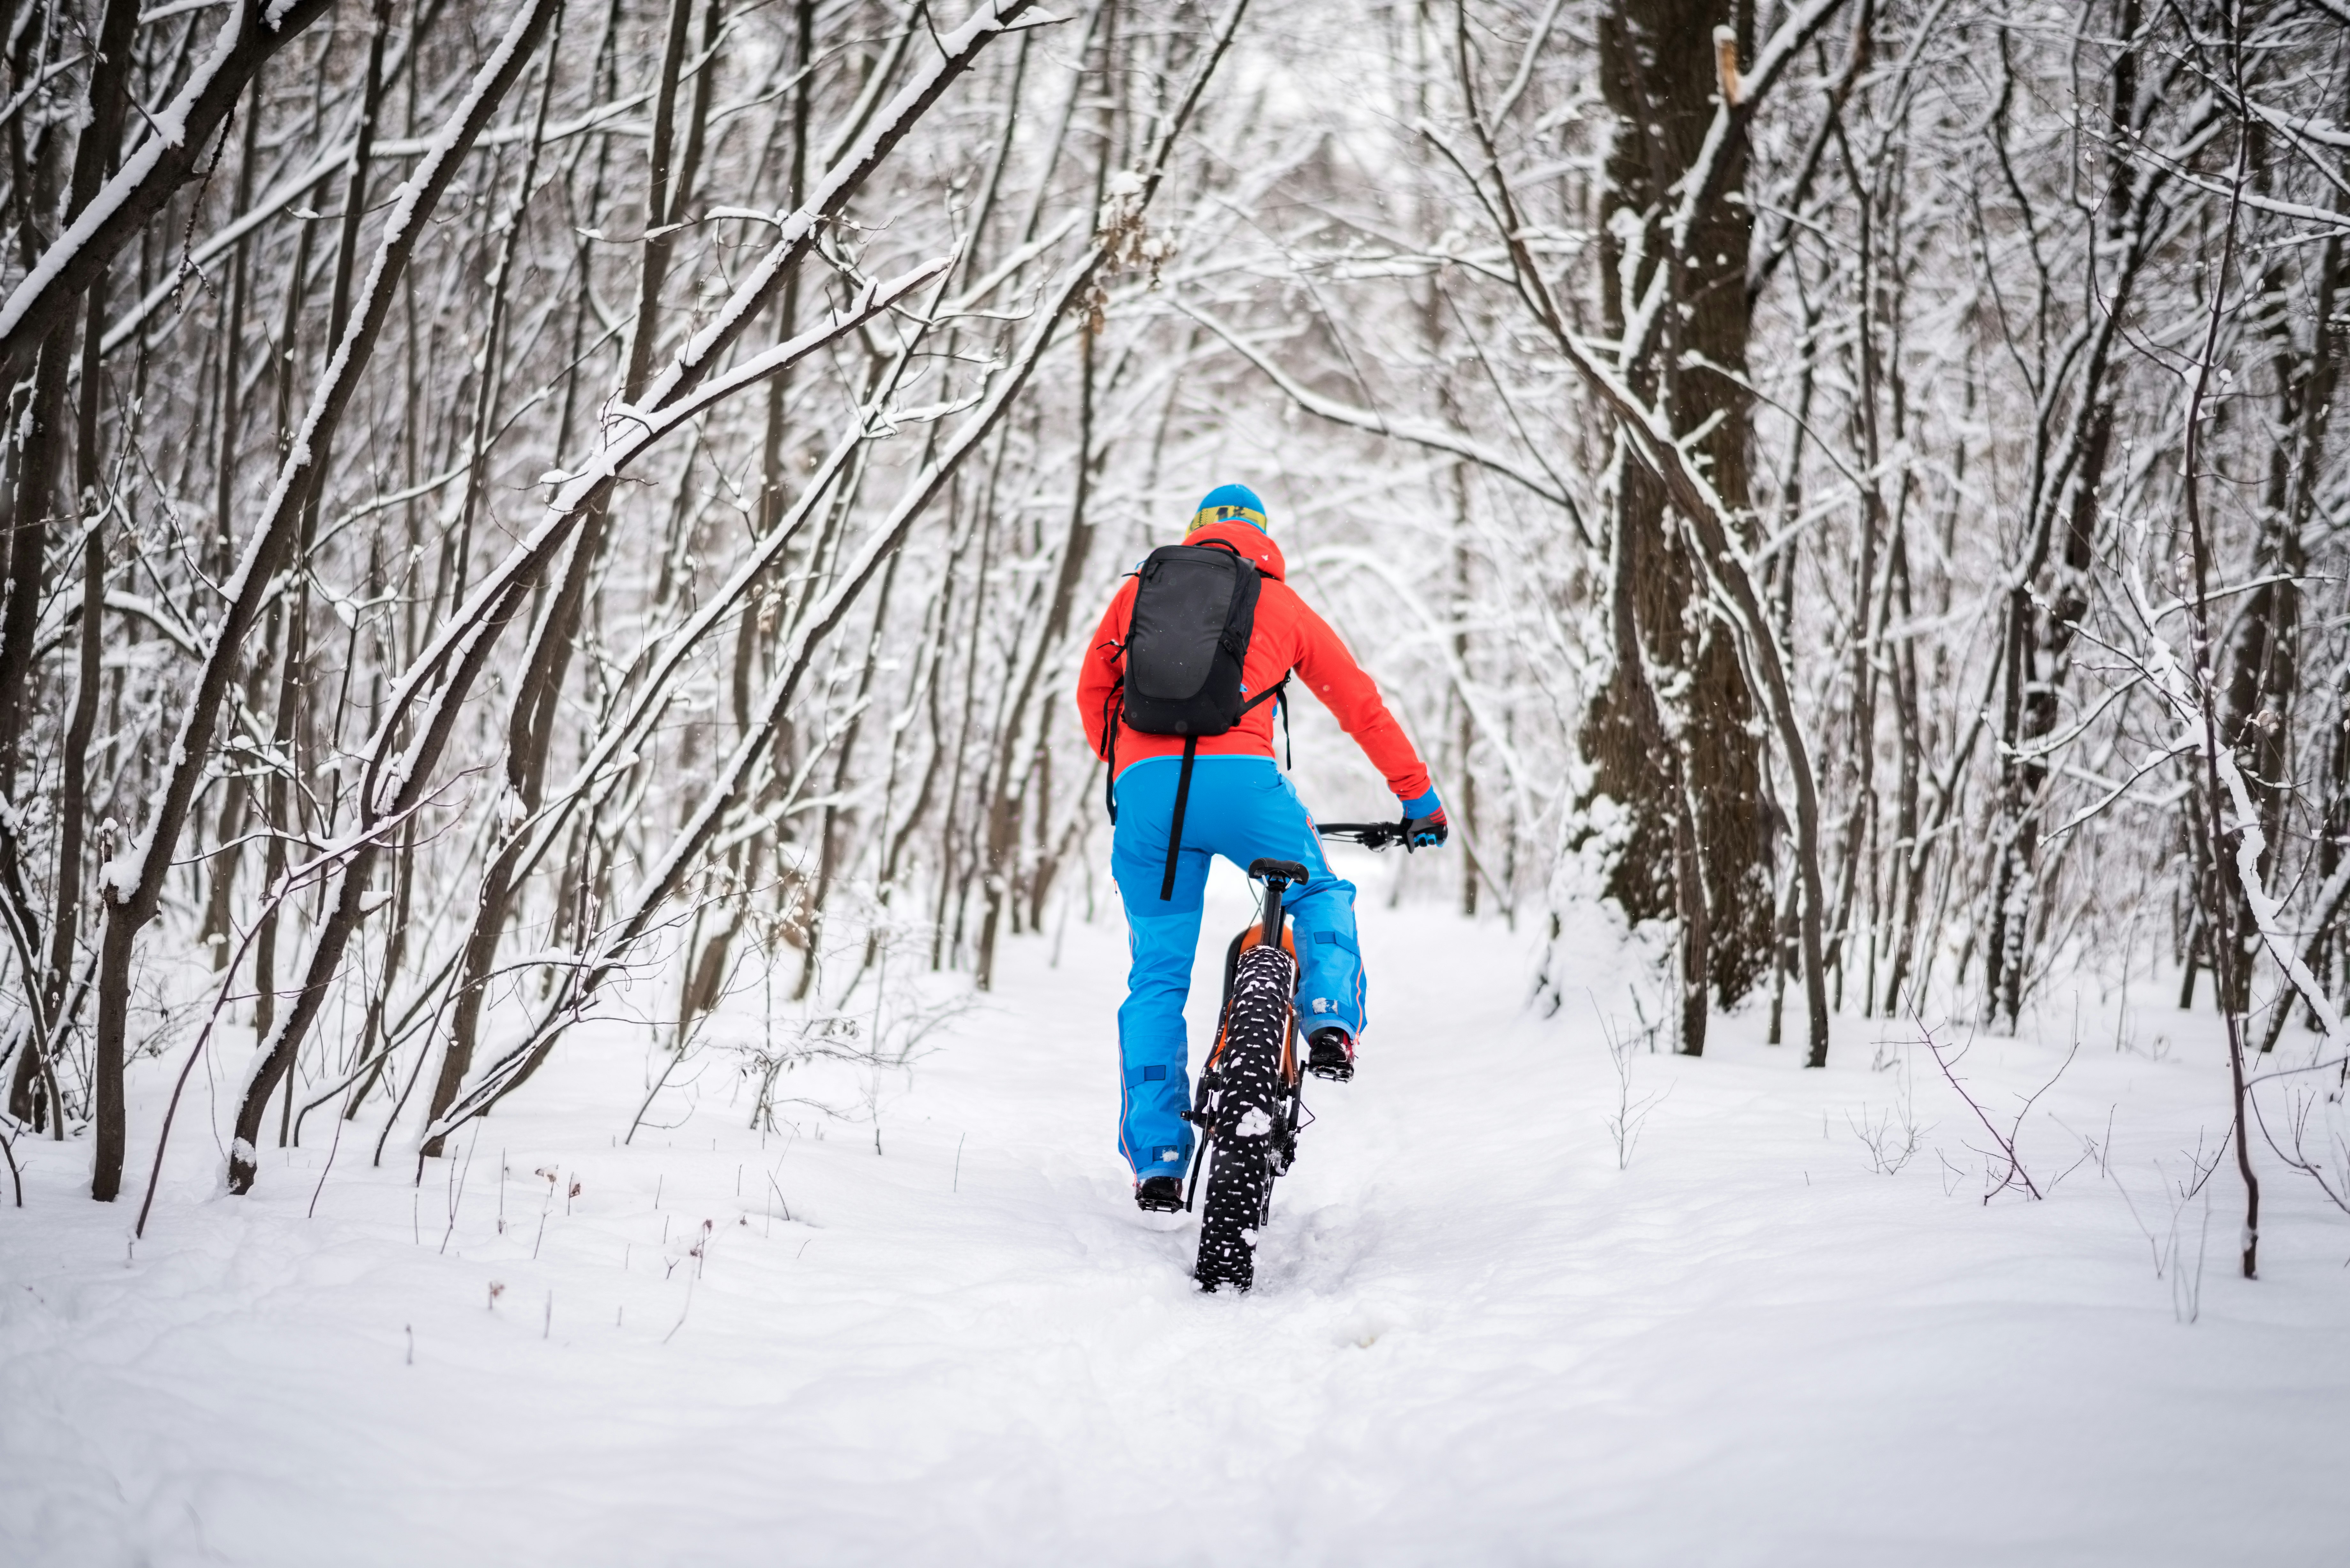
1076,484,1447,1213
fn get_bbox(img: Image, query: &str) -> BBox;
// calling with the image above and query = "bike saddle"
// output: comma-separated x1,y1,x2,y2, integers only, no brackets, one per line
1247,857,1310,885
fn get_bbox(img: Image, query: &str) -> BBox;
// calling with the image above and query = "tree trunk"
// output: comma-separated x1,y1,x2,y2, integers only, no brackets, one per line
45,0,142,1199
1577,0,1772,1016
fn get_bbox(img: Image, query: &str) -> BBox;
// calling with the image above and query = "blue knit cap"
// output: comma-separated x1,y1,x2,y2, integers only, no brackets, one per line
1187,483,1268,535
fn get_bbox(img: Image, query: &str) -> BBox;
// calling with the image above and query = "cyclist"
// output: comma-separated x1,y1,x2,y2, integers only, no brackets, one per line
1076,483,1447,1212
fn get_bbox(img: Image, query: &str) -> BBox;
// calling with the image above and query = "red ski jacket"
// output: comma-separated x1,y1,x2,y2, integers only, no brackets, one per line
1074,521,1433,804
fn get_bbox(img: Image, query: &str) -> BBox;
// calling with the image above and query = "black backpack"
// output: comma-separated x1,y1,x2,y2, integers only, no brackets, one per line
1102,542,1288,899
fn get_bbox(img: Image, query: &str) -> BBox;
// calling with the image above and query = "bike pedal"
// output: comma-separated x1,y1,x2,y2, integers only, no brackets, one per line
1306,1028,1355,1082
1135,1174,1186,1212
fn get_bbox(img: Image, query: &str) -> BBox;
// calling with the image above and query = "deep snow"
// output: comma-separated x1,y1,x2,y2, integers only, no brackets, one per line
3,852,2346,1566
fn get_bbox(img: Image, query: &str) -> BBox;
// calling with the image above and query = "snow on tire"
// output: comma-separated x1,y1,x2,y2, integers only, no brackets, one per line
1194,942,1294,1293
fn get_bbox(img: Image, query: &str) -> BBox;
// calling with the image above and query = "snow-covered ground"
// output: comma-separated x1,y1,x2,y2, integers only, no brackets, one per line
4,853,2346,1566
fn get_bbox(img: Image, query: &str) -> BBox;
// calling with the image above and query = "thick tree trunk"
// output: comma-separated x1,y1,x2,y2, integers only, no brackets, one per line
1577,0,1772,1015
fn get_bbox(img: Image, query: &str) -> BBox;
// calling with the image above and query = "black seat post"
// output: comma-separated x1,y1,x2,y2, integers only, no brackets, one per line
1247,857,1311,950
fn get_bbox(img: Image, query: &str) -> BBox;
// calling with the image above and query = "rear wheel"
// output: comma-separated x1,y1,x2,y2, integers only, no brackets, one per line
1194,941,1294,1292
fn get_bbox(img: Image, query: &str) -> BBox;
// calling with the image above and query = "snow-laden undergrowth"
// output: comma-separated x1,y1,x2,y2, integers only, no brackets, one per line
3,857,2344,1566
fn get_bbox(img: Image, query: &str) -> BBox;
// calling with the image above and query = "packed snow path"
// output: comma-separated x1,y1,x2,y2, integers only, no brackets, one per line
3,858,2345,1565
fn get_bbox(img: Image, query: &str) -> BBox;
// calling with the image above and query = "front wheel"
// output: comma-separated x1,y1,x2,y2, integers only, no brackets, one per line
1194,941,1294,1292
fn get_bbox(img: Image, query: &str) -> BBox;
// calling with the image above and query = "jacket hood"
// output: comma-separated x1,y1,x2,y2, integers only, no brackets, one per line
1187,519,1285,580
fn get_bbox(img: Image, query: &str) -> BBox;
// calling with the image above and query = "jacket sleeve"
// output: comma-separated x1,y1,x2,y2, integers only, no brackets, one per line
1075,577,1137,763
1286,589,1433,804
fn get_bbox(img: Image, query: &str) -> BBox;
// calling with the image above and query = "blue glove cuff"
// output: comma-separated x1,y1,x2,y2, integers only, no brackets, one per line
1400,789,1442,818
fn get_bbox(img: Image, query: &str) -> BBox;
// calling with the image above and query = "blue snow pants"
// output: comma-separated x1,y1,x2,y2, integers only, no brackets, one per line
1111,755,1364,1179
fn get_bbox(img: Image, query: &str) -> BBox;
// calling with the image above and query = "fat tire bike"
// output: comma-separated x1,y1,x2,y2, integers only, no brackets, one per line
1182,818,1414,1292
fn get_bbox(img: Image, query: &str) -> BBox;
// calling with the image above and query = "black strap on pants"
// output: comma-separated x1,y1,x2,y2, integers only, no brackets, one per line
1158,736,1200,901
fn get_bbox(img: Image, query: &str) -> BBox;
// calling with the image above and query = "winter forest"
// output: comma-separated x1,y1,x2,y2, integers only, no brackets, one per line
2,0,2346,1560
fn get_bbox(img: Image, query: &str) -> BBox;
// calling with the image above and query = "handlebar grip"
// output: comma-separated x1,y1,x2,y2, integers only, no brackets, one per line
1314,819,1410,849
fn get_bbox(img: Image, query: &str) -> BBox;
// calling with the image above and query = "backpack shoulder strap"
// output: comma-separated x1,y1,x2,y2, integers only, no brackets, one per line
1238,672,1292,767
1238,672,1287,713
1101,681,1122,822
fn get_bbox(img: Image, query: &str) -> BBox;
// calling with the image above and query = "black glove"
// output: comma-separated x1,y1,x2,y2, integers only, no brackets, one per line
1405,807,1448,850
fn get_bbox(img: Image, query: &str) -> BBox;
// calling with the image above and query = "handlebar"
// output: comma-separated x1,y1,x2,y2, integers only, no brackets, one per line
1315,818,1413,852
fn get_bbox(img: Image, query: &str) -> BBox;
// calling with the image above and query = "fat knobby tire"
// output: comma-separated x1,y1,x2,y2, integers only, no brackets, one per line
1194,941,1294,1292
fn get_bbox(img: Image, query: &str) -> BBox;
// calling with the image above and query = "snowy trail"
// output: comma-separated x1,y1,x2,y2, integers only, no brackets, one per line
3,858,2346,1565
